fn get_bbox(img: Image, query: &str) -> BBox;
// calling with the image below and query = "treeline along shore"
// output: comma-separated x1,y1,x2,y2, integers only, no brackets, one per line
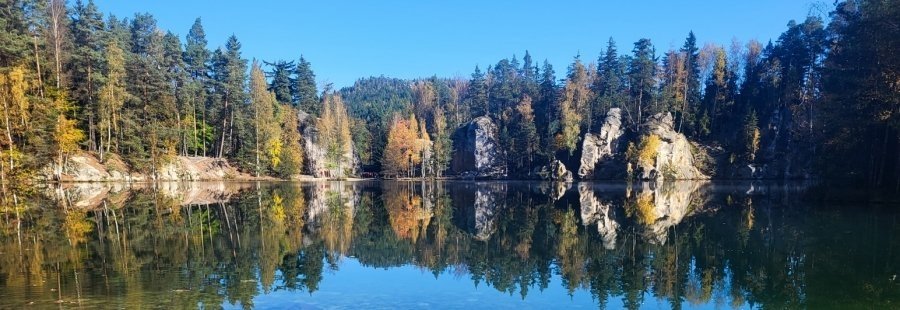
0,1,897,191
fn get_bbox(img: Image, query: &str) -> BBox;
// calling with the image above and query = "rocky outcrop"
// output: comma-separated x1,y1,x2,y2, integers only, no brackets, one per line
299,111,360,178
41,154,143,182
635,113,708,180
537,159,573,182
39,153,250,182
450,116,507,178
578,108,625,179
155,157,241,181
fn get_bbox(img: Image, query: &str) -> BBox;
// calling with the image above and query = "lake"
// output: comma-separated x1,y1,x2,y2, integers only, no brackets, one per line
0,181,897,309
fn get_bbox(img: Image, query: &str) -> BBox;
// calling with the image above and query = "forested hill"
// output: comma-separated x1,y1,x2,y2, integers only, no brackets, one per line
0,1,897,190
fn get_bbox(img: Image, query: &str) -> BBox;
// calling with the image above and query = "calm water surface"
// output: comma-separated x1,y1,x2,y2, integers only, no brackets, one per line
0,181,897,309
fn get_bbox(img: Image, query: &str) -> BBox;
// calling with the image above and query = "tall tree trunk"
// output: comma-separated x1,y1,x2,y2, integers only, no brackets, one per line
50,0,64,89
254,103,260,177
2,98,15,170
218,97,228,158
32,36,44,99
89,115,95,152
193,102,199,157
637,79,643,126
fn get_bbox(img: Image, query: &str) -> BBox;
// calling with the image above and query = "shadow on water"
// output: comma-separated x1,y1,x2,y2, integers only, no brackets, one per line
0,180,897,309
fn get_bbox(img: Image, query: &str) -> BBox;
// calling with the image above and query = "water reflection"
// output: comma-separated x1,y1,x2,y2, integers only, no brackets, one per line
0,181,897,309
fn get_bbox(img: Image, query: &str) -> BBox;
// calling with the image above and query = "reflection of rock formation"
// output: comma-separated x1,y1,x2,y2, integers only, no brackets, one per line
630,181,705,244
451,182,507,241
540,181,571,201
303,182,359,254
47,182,253,209
304,182,359,233
578,184,619,250
473,187,501,241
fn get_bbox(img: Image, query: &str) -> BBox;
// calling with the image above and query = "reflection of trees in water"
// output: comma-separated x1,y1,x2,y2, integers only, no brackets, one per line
0,181,897,308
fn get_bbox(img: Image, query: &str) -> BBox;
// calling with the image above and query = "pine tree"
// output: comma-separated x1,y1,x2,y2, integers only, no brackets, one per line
210,35,248,159
659,49,686,122
294,56,318,114
512,95,539,172
489,58,519,117
595,38,627,122
68,0,105,150
820,0,900,188
702,47,733,137
680,31,701,134
537,60,557,158
266,60,295,104
0,0,31,67
183,17,210,156
466,66,488,117
629,38,657,125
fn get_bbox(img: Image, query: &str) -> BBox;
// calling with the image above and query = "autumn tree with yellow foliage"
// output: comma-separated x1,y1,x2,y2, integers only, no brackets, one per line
52,95,85,179
278,110,304,178
249,61,282,176
382,114,428,178
0,67,29,184
317,94,353,178
96,38,126,161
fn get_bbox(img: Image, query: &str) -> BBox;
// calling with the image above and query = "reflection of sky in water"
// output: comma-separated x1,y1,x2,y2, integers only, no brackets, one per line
239,258,599,309
232,257,746,309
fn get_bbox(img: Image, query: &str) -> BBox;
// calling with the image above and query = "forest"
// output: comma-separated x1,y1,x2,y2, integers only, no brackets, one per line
0,0,897,190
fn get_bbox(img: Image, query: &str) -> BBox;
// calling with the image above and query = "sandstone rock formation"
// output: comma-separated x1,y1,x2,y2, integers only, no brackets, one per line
578,108,625,179
635,113,708,180
299,111,360,178
450,116,506,178
155,157,241,181
537,159,574,182
39,153,249,182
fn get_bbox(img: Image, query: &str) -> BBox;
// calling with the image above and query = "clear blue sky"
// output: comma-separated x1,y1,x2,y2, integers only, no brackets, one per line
93,0,823,88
